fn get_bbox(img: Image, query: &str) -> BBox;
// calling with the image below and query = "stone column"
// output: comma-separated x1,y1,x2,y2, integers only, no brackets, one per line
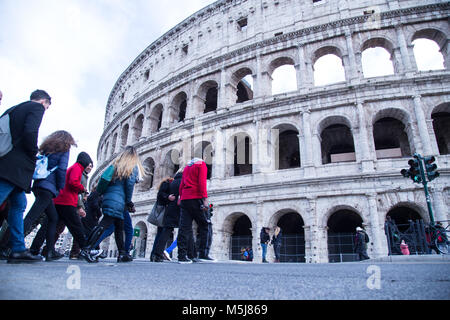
357,102,374,172
395,24,416,74
296,43,313,90
344,30,361,83
253,201,265,263
367,193,385,258
141,103,151,139
301,109,316,177
218,67,229,110
430,187,448,223
161,94,171,129
412,95,433,156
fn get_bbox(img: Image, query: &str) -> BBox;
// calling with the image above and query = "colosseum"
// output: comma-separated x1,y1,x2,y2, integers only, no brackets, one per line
91,0,450,263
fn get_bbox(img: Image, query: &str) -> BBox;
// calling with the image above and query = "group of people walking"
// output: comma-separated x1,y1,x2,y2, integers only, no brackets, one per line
0,89,216,264
259,226,283,263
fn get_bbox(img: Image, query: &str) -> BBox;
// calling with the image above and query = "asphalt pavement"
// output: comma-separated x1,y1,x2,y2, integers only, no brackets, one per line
1,255,449,300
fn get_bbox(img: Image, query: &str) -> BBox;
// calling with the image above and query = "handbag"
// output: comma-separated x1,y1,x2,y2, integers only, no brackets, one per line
33,154,58,180
147,202,166,227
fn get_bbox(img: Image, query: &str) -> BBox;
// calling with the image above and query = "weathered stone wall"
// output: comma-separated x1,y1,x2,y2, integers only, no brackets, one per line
92,0,450,262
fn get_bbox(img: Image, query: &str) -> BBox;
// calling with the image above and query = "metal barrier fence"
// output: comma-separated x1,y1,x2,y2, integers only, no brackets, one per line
327,233,358,263
230,235,305,262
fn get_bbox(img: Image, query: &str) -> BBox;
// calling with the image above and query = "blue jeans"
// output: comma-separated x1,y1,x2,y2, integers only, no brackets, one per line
0,179,27,253
166,238,177,254
95,210,133,251
261,243,268,261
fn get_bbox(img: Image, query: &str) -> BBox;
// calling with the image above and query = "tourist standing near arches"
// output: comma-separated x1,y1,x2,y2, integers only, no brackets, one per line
271,226,282,263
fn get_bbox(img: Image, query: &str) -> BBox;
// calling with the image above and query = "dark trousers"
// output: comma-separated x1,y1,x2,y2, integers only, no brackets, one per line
54,205,87,248
154,227,173,257
177,199,208,259
150,226,164,257
1,188,58,252
98,215,124,253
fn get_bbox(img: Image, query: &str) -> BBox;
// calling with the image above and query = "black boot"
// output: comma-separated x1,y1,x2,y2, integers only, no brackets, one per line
45,249,64,262
117,250,132,263
7,249,43,264
85,226,104,250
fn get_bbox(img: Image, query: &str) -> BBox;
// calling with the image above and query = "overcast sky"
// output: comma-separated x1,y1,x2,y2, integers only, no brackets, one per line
0,0,214,169
0,0,443,203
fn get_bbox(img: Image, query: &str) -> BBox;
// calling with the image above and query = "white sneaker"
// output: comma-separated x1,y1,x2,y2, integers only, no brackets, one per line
163,250,172,261
90,249,103,259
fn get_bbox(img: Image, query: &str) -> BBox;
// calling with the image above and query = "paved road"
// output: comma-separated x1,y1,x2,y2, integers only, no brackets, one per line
1,258,449,300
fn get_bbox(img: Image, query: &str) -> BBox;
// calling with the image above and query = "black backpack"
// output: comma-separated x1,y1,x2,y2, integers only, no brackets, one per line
364,232,369,243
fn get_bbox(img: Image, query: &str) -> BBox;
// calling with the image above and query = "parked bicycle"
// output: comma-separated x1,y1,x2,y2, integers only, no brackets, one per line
425,221,449,254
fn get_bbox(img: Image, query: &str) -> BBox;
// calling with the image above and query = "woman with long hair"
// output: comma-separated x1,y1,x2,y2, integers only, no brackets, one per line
85,146,144,262
271,226,282,263
20,130,77,261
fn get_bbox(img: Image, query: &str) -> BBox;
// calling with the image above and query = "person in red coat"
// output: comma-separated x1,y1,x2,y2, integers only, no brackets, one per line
52,152,97,262
177,158,212,263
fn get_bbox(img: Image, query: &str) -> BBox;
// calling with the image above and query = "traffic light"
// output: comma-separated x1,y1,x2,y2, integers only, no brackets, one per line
400,158,422,183
424,156,439,181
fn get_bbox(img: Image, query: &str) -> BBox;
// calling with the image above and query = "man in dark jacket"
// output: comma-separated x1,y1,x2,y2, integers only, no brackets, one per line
355,227,370,261
0,90,51,263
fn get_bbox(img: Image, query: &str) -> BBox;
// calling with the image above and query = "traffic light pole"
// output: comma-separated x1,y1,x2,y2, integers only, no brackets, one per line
414,153,435,225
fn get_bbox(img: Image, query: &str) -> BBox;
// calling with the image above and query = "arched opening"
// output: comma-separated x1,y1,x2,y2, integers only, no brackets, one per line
271,64,297,95
233,68,254,103
171,92,188,123
327,209,363,262
386,206,422,232
140,157,155,191
362,47,395,78
204,87,218,113
230,215,253,261
133,114,144,142
320,123,355,164
373,117,411,158
133,222,148,258
194,141,213,179
162,149,181,178
120,124,129,149
412,29,446,71
150,104,164,133
274,124,300,170
233,134,252,176
103,142,109,160
431,104,450,155
313,47,346,86
111,133,118,156
276,212,305,262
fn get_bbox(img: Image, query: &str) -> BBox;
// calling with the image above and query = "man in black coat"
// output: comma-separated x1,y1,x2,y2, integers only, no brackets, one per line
0,90,51,263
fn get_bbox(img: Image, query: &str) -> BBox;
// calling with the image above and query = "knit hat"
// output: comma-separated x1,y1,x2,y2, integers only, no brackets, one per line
356,227,363,232
76,152,93,169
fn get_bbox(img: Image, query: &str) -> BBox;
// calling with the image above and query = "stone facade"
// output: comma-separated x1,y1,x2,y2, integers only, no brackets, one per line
91,0,450,263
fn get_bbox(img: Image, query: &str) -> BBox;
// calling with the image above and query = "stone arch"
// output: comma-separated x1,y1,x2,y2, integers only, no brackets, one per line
134,221,148,258
272,123,301,170
193,140,213,179
224,212,253,261
197,80,219,114
149,103,164,133
385,202,428,226
120,124,129,149
231,67,254,104
268,209,305,263
269,56,297,95
111,132,118,156
170,91,188,123
431,103,450,155
312,46,346,86
139,157,155,191
361,37,396,77
411,28,447,70
226,132,253,177
317,115,355,164
161,148,181,178
132,113,144,142
103,142,109,161
326,206,364,263
372,108,413,158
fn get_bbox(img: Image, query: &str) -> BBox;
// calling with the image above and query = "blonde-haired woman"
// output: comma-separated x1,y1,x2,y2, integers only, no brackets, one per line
85,146,144,262
271,226,282,263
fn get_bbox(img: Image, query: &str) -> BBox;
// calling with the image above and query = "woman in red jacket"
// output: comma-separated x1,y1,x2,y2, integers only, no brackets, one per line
177,158,212,263
53,152,97,263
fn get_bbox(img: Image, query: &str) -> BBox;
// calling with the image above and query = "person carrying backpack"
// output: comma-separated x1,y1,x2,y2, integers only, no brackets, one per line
355,226,370,261
1,131,76,261
0,90,51,263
